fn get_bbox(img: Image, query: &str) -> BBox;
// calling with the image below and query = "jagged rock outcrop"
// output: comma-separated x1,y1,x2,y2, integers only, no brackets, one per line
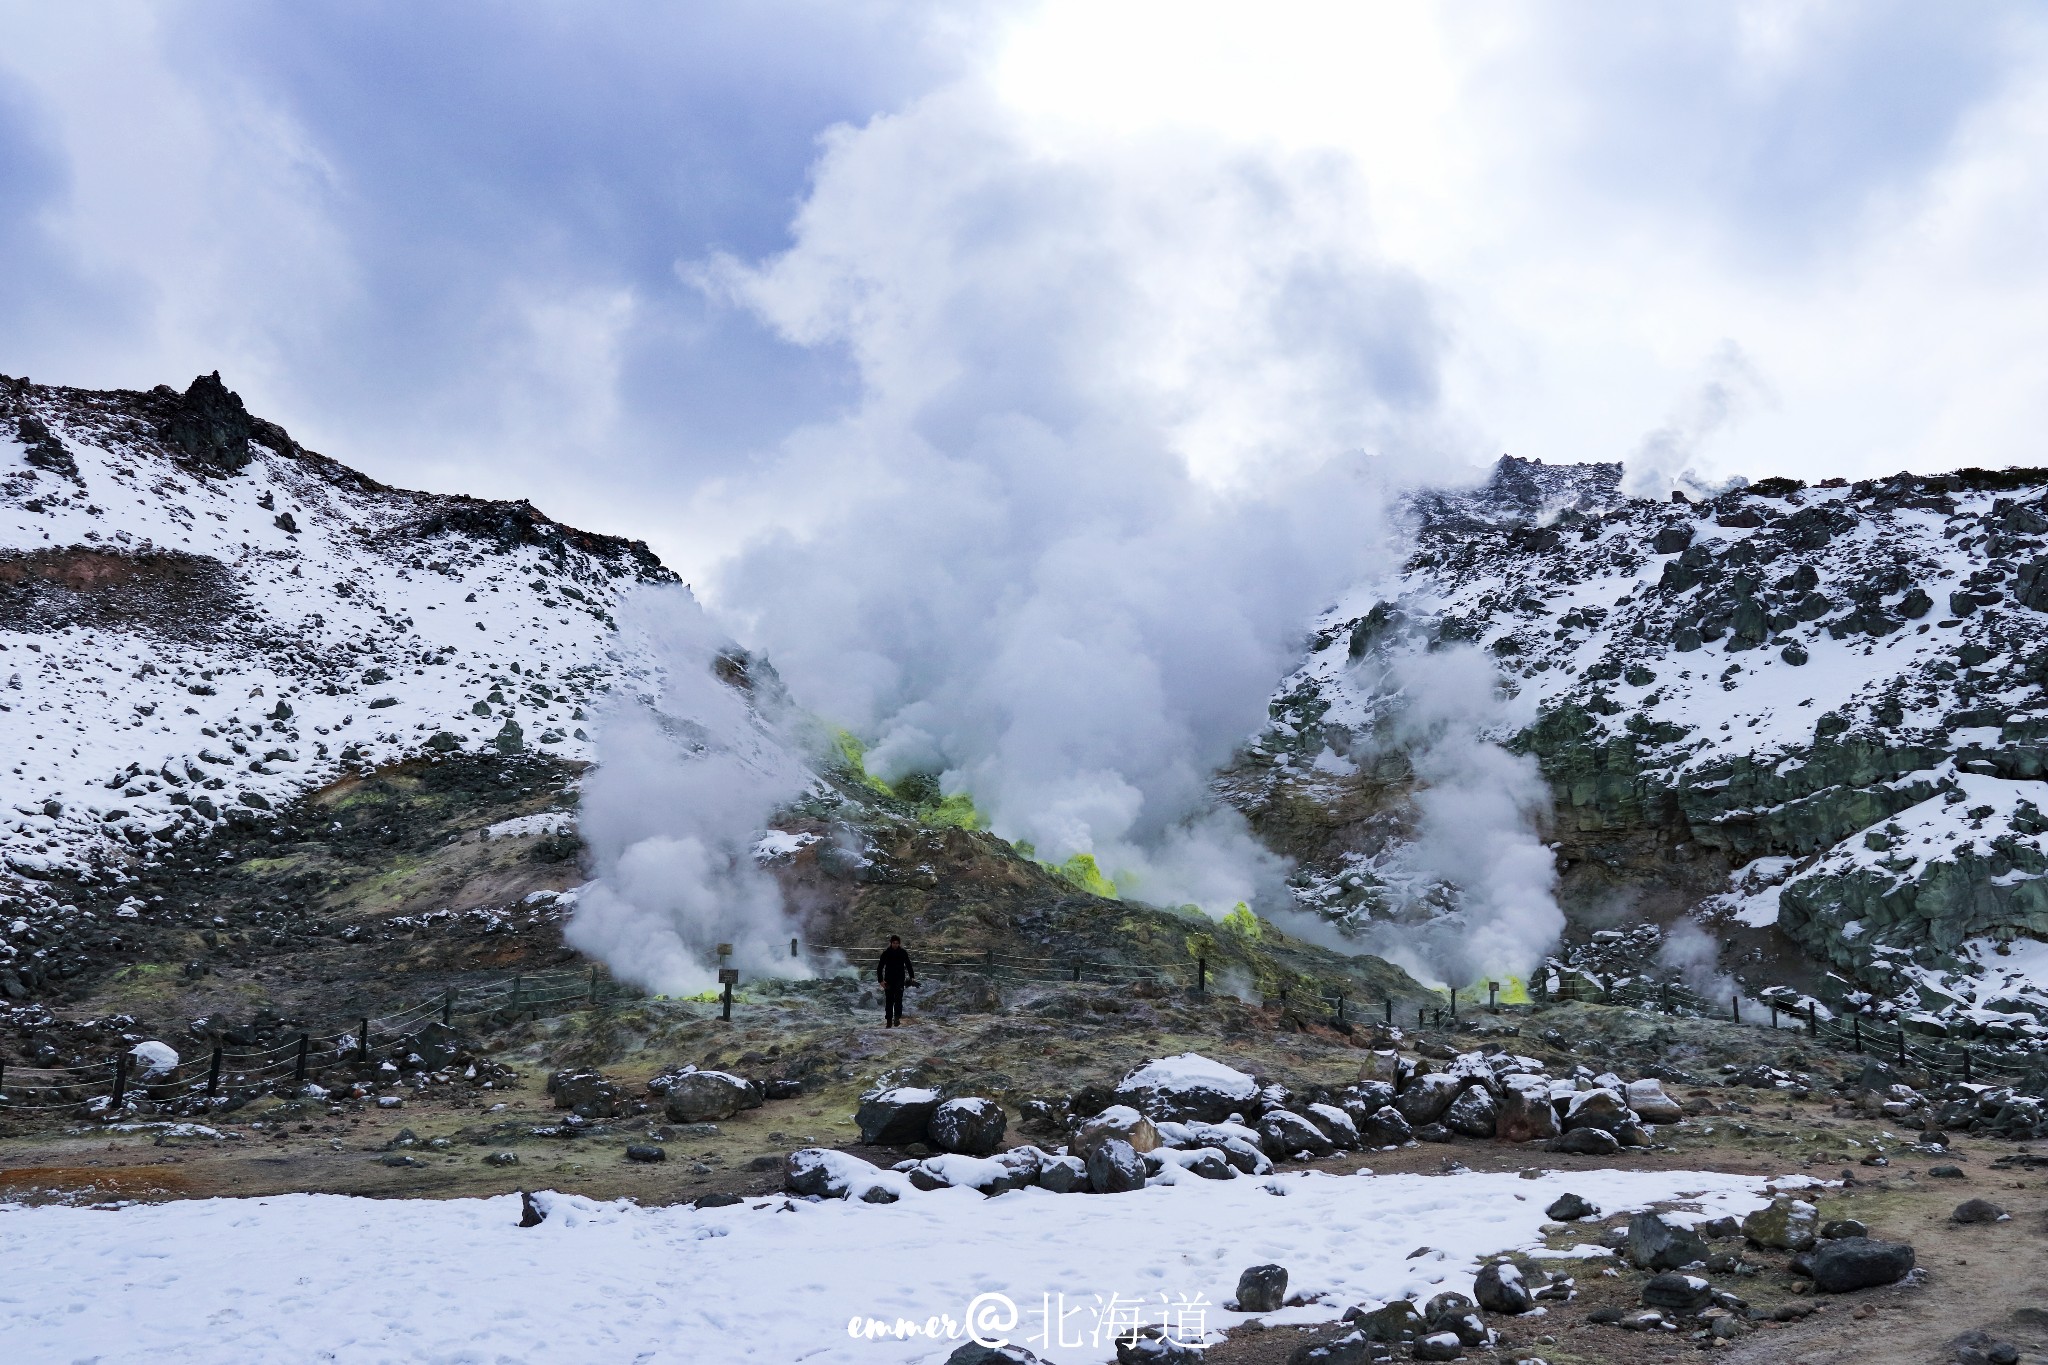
1235,455,2048,1034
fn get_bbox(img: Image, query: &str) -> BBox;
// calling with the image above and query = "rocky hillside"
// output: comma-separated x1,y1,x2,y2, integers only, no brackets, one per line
0,372,674,966
1238,456,2048,1042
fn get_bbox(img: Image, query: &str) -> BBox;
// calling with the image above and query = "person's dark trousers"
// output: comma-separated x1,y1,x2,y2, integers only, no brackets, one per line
884,984,905,1026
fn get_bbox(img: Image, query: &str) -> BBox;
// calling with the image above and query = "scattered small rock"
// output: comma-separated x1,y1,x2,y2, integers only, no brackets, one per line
1952,1198,2008,1224
1641,1273,1713,1314
1545,1192,1596,1221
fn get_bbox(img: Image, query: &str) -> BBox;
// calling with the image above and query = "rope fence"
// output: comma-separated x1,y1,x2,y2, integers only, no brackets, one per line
6,942,2043,1117
1535,969,2048,1098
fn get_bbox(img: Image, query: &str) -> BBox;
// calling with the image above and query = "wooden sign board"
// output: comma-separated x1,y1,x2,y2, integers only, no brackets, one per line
718,968,740,985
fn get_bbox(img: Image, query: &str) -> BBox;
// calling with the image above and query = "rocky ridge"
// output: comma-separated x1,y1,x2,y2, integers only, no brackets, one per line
0,372,679,992
1240,456,2048,1042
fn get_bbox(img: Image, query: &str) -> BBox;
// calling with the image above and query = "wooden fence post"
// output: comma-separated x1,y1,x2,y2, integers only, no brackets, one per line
1852,1015,1862,1053
293,1033,309,1085
359,1019,371,1062
1806,1002,1817,1036
110,1052,128,1109
206,1045,223,1097
444,989,456,1026
1384,997,1393,1025
1197,957,1207,994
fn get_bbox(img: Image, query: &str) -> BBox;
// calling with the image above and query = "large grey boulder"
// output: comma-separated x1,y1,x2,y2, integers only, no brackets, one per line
1495,1075,1560,1142
1345,1298,1423,1343
1184,1120,1272,1173
1809,1237,1915,1293
1256,1108,1334,1159
1305,1102,1361,1148
856,1086,942,1146
1625,1079,1685,1124
1561,1087,1633,1132
1074,1105,1161,1157
1444,1087,1498,1139
1114,1053,1261,1123
1396,1073,1465,1127
785,1147,893,1201
1742,1196,1819,1251
1546,1192,1597,1221
663,1070,762,1124
1641,1273,1713,1313
1547,1127,1620,1155
547,1067,626,1119
1037,1151,1087,1193
1087,1137,1148,1193
1473,1261,1534,1314
1627,1213,1709,1270
929,1097,1007,1156
1285,1329,1372,1364
1355,1105,1414,1147
1234,1263,1288,1312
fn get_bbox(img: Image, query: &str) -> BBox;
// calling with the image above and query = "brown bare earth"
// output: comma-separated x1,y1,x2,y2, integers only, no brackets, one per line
6,982,2046,1365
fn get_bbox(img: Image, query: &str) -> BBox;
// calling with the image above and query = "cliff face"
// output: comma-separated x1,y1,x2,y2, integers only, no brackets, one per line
1236,455,2048,1039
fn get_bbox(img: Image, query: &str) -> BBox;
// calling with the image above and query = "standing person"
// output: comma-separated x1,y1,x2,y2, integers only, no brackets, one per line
877,935,917,1027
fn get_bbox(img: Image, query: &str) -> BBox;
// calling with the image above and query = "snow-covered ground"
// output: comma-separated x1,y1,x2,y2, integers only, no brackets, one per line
0,1166,1789,1364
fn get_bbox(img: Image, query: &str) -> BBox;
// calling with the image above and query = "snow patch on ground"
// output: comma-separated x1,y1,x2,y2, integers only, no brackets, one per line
0,1166,1785,1363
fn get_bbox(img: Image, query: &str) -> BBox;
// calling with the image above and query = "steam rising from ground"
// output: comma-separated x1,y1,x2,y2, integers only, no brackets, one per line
1349,644,1565,985
565,588,814,995
688,86,1454,914
573,83,1569,987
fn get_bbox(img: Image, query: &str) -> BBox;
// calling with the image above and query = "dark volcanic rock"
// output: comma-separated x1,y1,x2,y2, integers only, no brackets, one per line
928,1097,1007,1157
1809,1237,1914,1293
855,1086,940,1145
1235,1263,1289,1313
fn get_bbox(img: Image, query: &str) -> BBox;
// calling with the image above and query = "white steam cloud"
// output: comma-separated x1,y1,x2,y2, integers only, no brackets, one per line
683,85,1461,914
1622,341,1775,499
565,587,815,995
1351,643,1565,985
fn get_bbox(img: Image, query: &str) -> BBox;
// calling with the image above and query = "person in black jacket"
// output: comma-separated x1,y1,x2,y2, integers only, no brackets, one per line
877,935,917,1027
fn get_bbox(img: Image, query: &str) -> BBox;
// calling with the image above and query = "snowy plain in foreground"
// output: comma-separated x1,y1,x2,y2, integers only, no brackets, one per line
0,1165,1790,1364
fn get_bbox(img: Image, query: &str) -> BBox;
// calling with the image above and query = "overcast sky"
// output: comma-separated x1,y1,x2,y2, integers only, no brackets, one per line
3,2,2046,579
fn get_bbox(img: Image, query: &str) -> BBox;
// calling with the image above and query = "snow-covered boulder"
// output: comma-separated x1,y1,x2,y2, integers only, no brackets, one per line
784,1148,904,1203
856,1086,941,1145
128,1041,179,1078
1114,1053,1260,1123
929,1097,1007,1156
662,1070,761,1124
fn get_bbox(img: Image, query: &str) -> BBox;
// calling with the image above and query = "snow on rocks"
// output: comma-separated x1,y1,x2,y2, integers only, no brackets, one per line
127,1040,178,1077
1114,1052,1260,1123
856,1085,943,1146
0,1167,1789,1364
0,373,675,909
1262,455,2048,1027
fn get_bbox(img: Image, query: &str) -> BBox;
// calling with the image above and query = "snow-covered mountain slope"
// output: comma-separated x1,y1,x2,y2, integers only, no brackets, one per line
1245,456,2048,1037
0,372,673,897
